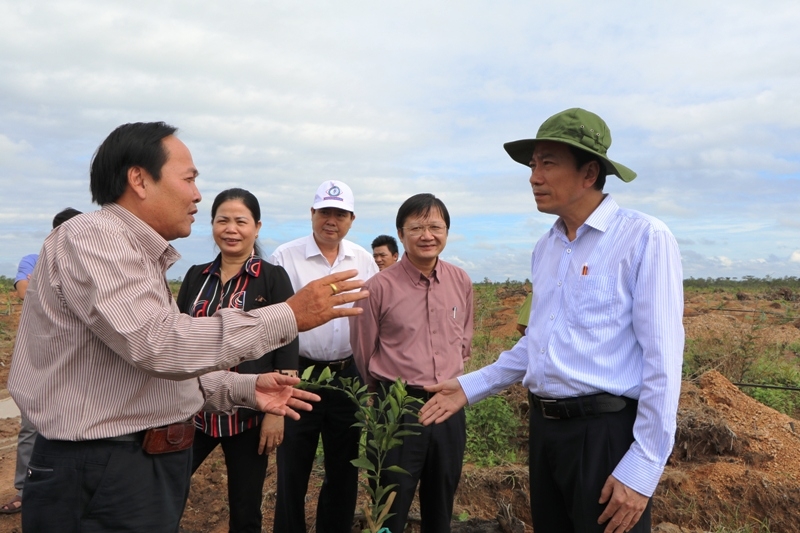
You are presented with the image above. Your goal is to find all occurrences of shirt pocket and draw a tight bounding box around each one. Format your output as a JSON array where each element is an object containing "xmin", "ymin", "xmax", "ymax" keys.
[
  {"xmin": 444, "ymin": 309, "xmax": 466, "ymax": 351},
  {"xmin": 567, "ymin": 275, "xmax": 617, "ymax": 330}
]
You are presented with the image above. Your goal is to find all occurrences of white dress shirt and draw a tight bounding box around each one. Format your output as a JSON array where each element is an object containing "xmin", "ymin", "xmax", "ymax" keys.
[
  {"xmin": 269, "ymin": 234, "xmax": 378, "ymax": 361},
  {"xmin": 459, "ymin": 195, "xmax": 684, "ymax": 497}
]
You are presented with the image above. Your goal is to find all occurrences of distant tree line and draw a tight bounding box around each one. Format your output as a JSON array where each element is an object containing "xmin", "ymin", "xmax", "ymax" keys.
[{"xmin": 3, "ymin": 274, "xmax": 800, "ymax": 295}]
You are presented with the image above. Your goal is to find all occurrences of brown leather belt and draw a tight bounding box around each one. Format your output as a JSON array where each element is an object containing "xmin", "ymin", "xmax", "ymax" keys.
[
  {"xmin": 530, "ymin": 392, "xmax": 631, "ymax": 420},
  {"xmin": 104, "ymin": 420, "xmax": 195, "ymax": 454},
  {"xmin": 299, "ymin": 355, "xmax": 353, "ymax": 372}
]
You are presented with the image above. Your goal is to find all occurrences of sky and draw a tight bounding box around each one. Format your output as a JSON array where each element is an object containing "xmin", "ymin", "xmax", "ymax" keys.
[{"xmin": 1, "ymin": 0, "xmax": 799, "ymax": 282}]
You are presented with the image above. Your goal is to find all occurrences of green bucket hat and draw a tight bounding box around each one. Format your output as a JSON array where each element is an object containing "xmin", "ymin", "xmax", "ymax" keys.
[{"xmin": 503, "ymin": 108, "xmax": 637, "ymax": 182}]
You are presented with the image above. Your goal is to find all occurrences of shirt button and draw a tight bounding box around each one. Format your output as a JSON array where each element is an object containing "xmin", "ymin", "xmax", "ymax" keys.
[
  {"xmin": 549, "ymin": 314, "xmax": 554, "ymax": 320},
  {"xmin": 557, "ymin": 281, "xmax": 562, "ymax": 287},
  {"xmin": 432, "ymin": 330, "xmax": 437, "ymax": 334},
  {"xmin": 566, "ymin": 249, "xmax": 572, "ymax": 254},
  {"xmin": 540, "ymin": 348, "xmax": 545, "ymax": 354},
  {"xmin": 435, "ymin": 351, "xmax": 439, "ymax": 355},
  {"xmin": 280, "ymin": 338, "xmax": 287, "ymax": 343}
]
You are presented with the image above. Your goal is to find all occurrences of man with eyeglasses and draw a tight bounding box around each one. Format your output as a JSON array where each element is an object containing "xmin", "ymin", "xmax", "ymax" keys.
[
  {"xmin": 351, "ymin": 193, "xmax": 474, "ymax": 533},
  {"xmin": 270, "ymin": 180, "xmax": 378, "ymax": 533}
]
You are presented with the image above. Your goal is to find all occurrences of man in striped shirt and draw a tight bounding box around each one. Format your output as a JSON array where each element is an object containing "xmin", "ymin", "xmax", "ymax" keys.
[
  {"xmin": 8, "ymin": 122, "xmax": 367, "ymax": 533},
  {"xmin": 420, "ymin": 108, "xmax": 684, "ymax": 533}
]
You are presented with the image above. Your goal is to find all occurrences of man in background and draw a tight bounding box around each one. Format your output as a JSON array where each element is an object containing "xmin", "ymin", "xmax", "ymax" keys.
[
  {"xmin": 371, "ymin": 234, "xmax": 399, "ymax": 271},
  {"xmin": 1, "ymin": 207, "xmax": 81, "ymax": 515},
  {"xmin": 420, "ymin": 108, "xmax": 684, "ymax": 533},
  {"xmin": 515, "ymin": 292, "xmax": 532, "ymax": 336},
  {"xmin": 352, "ymin": 193, "xmax": 473, "ymax": 533},
  {"xmin": 270, "ymin": 180, "xmax": 378, "ymax": 533}
]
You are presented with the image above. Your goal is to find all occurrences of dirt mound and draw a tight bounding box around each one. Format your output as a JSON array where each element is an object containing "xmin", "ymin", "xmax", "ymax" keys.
[{"xmin": 654, "ymin": 371, "xmax": 800, "ymax": 532}]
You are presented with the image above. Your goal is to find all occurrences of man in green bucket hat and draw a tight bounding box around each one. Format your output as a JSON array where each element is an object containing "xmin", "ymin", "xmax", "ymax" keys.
[{"xmin": 420, "ymin": 108, "xmax": 684, "ymax": 533}]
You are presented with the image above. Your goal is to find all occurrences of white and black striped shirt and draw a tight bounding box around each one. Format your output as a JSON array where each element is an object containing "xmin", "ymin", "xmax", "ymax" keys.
[{"xmin": 8, "ymin": 203, "xmax": 297, "ymax": 441}]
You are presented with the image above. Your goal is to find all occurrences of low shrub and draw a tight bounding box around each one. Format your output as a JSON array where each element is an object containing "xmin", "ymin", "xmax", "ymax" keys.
[{"xmin": 465, "ymin": 395, "xmax": 521, "ymax": 467}]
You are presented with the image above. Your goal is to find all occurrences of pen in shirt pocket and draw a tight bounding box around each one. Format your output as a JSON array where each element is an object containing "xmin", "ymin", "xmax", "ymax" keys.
[
  {"xmin": 452, "ymin": 306, "xmax": 457, "ymax": 318},
  {"xmin": 581, "ymin": 263, "xmax": 588, "ymax": 276}
]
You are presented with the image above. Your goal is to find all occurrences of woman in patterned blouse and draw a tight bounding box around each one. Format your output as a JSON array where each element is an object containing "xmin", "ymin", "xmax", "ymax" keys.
[{"xmin": 177, "ymin": 188, "xmax": 299, "ymax": 533}]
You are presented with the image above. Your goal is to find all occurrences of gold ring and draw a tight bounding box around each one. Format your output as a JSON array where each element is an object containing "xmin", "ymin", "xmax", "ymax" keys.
[{"xmin": 329, "ymin": 283, "xmax": 339, "ymax": 295}]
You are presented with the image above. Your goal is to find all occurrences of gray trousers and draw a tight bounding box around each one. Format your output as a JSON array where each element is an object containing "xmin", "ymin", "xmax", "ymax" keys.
[{"xmin": 15, "ymin": 413, "xmax": 37, "ymax": 496}]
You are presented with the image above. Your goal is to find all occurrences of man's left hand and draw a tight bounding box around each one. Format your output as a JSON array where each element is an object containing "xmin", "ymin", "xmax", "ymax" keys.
[
  {"xmin": 597, "ymin": 475, "xmax": 649, "ymax": 533},
  {"xmin": 258, "ymin": 413, "xmax": 284, "ymax": 455},
  {"xmin": 254, "ymin": 373, "xmax": 320, "ymax": 420}
]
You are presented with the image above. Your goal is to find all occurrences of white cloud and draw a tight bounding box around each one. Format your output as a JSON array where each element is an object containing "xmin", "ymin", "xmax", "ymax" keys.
[{"xmin": 1, "ymin": 0, "xmax": 800, "ymax": 280}]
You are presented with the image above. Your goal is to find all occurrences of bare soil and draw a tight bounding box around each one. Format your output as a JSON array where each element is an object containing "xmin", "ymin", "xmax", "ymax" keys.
[{"xmin": 1, "ymin": 288, "xmax": 799, "ymax": 533}]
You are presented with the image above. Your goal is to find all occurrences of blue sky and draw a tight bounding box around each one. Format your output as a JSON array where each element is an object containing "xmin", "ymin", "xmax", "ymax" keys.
[{"xmin": 1, "ymin": 1, "xmax": 799, "ymax": 282}]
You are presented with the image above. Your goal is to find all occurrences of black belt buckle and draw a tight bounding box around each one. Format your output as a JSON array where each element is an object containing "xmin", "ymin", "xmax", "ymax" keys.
[
  {"xmin": 538, "ymin": 398, "xmax": 562, "ymax": 420},
  {"xmin": 328, "ymin": 359, "xmax": 349, "ymax": 372}
]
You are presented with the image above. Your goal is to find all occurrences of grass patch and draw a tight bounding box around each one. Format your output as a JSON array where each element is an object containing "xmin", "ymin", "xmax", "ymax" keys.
[{"xmin": 464, "ymin": 395, "xmax": 521, "ymax": 466}]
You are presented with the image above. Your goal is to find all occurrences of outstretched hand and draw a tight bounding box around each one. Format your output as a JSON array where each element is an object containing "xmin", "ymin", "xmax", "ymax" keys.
[
  {"xmin": 597, "ymin": 475, "xmax": 649, "ymax": 533},
  {"xmin": 286, "ymin": 270, "xmax": 369, "ymax": 332},
  {"xmin": 254, "ymin": 372, "xmax": 320, "ymax": 420},
  {"xmin": 418, "ymin": 378, "xmax": 468, "ymax": 426}
]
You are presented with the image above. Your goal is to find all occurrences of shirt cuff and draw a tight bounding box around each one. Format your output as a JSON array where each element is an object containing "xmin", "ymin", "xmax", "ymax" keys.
[
  {"xmin": 611, "ymin": 447, "xmax": 666, "ymax": 497},
  {"xmin": 230, "ymin": 373, "xmax": 259, "ymax": 410},
  {"xmin": 199, "ymin": 372, "xmax": 259, "ymax": 413},
  {"xmin": 458, "ymin": 371, "xmax": 495, "ymax": 405}
]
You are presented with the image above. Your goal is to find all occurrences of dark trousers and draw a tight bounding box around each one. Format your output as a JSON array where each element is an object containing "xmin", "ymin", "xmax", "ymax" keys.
[
  {"xmin": 528, "ymin": 397, "xmax": 652, "ymax": 533},
  {"xmin": 378, "ymin": 388, "xmax": 466, "ymax": 533},
  {"xmin": 274, "ymin": 363, "xmax": 361, "ymax": 533},
  {"xmin": 191, "ymin": 425, "xmax": 269, "ymax": 533},
  {"xmin": 23, "ymin": 434, "xmax": 192, "ymax": 533}
]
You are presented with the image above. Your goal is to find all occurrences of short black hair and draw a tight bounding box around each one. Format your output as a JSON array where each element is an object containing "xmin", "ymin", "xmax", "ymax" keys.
[
  {"xmin": 395, "ymin": 193, "xmax": 450, "ymax": 232},
  {"xmin": 567, "ymin": 145, "xmax": 607, "ymax": 191},
  {"xmin": 90, "ymin": 122, "xmax": 178, "ymax": 205},
  {"xmin": 211, "ymin": 188, "xmax": 263, "ymax": 257},
  {"xmin": 52, "ymin": 207, "xmax": 82, "ymax": 229},
  {"xmin": 371, "ymin": 235, "xmax": 398, "ymax": 255}
]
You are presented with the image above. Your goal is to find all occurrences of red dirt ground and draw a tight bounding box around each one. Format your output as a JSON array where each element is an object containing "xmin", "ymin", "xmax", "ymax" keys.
[{"xmin": 1, "ymin": 288, "xmax": 799, "ymax": 532}]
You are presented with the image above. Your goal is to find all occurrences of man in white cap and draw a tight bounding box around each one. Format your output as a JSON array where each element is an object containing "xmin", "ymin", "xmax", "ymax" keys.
[{"xmin": 270, "ymin": 180, "xmax": 378, "ymax": 533}]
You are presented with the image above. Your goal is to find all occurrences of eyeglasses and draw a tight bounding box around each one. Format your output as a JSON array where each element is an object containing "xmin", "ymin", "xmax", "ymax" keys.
[{"xmin": 402, "ymin": 224, "xmax": 447, "ymax": 237}]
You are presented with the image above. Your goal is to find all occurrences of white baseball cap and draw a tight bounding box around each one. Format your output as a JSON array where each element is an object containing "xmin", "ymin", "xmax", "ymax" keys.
[{"xmin": 312, "ymin": 180, "xmax": 354, "ymax": 212}]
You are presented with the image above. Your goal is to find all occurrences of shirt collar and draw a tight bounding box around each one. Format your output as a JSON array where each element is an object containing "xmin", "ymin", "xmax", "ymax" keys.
[
  {"xmin": 398, "ymin": 253, "xmax": 440, "ymax": 286},
  {"xmin": 583, "ymin": 194, "xmax": 618, "ymax": 232},
  {"xmin": 201, "ymin": 254, "xmax": 261, "ymax": 278},
  {"xmin": 304, "ymin": 234, "xmax": 354, "ymax": 262},
  {"xmin": 104, "ymin": 203, "xmax": 180, "ymax": 268},
  {"xmin": 552, "ymin": 194, "xmax": 619, "ymax": 238}
]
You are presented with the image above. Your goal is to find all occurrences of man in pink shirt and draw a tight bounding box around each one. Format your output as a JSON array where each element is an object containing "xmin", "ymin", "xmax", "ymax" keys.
[{"xmin": 351, "ymin": 193, "xmax": 474, "ymax": 533}]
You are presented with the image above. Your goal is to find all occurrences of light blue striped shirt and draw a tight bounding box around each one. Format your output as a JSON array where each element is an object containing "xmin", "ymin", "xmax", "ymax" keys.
[{"xmin": 459, "ymin": 195, "xmax": 684, "ymax": 496}]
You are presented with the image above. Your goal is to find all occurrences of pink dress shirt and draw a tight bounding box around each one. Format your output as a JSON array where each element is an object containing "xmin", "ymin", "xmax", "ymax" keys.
[{"xmin": 350, "ymin": 255, "xmax": 473, "ymax": 392}]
